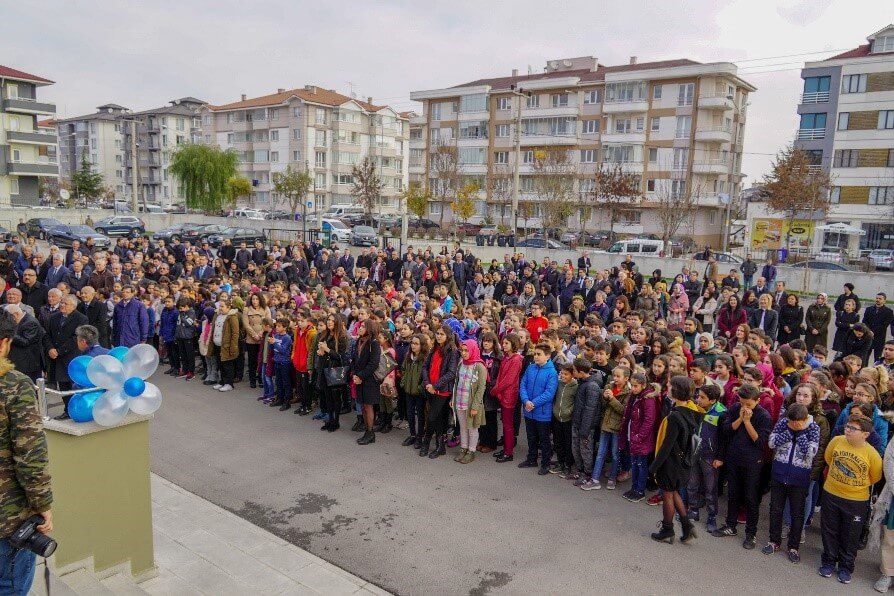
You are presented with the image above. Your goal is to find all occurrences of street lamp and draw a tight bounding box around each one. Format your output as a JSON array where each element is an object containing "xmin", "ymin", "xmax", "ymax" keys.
[{"xmin": 507, "ymin": 85, "xmax": 532, "ymax": 237}]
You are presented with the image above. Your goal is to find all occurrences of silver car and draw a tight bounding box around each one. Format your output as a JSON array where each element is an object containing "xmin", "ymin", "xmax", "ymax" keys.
[
  {"xmin": 351, "ymin": 225, "xmax": 377, "ymax": 247},
  {"xmin": 869, "ymin": 249, "xmax": 894, "ymax": 271}
]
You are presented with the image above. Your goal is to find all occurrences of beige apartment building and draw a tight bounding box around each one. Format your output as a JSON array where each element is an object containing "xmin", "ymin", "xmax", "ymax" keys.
[
  {"xmin": 57, "ymin": 103, "xmax": 128, "ymax": 198},
  {"xmin": 201, "ymin": 86, "xmax": 409, "ymax": 212},
  {"xmin": 410, "ymin": 56, "xmax": 756, "ymax": 244}
]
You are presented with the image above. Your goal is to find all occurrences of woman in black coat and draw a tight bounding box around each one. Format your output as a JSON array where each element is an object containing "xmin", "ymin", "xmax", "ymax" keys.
[
  {"xmin": 419, "ymin": 324, "xmax": 461, "ymax": 459},
  {"xmin": 318, "ymin": 313, "xmax": 349, "ymax": 432},
  {"xmin": 840, "ymin": 323, "xmax": 874, "ymax": 368},
  {"xmin": 832, "ymin": 298, "xmax": 860, "ymax": 355},
  {"xmin": 776, "ymin": 293, "xmax": 804, "ymax": 346},
  {"xmin": 351, "ymin": 319, "xmax": 382, "ymax": 445}
]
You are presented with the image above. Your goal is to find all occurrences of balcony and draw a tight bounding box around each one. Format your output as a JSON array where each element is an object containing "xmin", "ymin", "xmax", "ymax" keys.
[
  {"xmin": 6, "ymin": 130, "xmax": 57, "ymax": 146},
  {"xmin": 692, "ymin": 159, "xmax": 729, "ymax": 175},
  {"xmin": 7, "ymin": 159, "xmax": 59, "ymax": 176},
  {"xmin": 602, "ymin": 130, "xmax": 646, "ymax": 144},
  {"xmin": 796, "ymin": 128, "xmax": 825, "ymax": 140},
  {"xmin": 602, "ymin": 161, "xmax": 644, "ymax": 174},
  {"xmin": 410, "ymin": 115, "xmax": 426, "ymax": 125},
  {"xmin": 695, "ymin": 126, "xmax": 732, "ymax": 143},
  {"xmin": 800, "ymin": 91, "xmax": 830, "ymax": 104},
  {"xmin": 602, "ymin": 99, "xmax": 649, "ymax": 114},
  {"xmin": 2, "ymin": 97, "xmax": 56, "ymax": 115},
  {"xmin": 698, "ymin": 94, "xmax": 735, "ymax": 110},
  {"xmin": 519, "ymin": 134, "xmax": 578, "ymax": 146}
]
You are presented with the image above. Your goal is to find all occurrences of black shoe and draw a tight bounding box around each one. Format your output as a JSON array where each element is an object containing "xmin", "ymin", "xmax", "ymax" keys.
[
  {"xmin": 743, "ymin": 535, "xmax": 756, "ymax": 550},
  {"xmin": 401, "ymin": 436, "xmax": 417, "ymax": 447},
  {"xmin": 357, "ymin": 431, "xmax": 376, "ymax": 445},
  {"xmin": 651, "ymin": 522, "xmax": 675, "ymax": 544},
  {"xmin": 496, "ymin": 437, "xmax": 505, "ymax": 446},
  {"xmin": 298, "ymin": 408, "xmax": 311, "ymax": 416},
  {"xmin": 54, "ymin": 412, "xmax": 71, "ymax": 421},
  {"xmin": 351, "ymin": 417, "xmax": 364, "ymax": 432},
  {"xmin": 269, "ymin": 400, "xmax": 282, "ymax": 407},
  {"xmin": 681, "ymin": 520, "xmax": 698, "ymax": 544},
  {"xmin": 413, "ymin": 437, "xmax": 423, "ymax": 449},
  {"xmin": 517, "ymin": 460, "xmax": 538, "ymax": 469},
  {"xmin": 537, "ymin": 467, "xmax": 550, "ymax": 476},
  {"xmin": 495, "ymin": 454, "xmax": 514, "ymax": 463},
  {"xmin": 419, "ymin": 435, "xmax": 432, "ymax": 457},
  {"xmin": 203, "ymin": 380, "xmax": 216, "ymax": 386},
  {"xmin": 327, "ymin": 424, "xmax": 339, "ymax": 432},
  {"xmin": 279, "ymin": 404, "xmax": 291, "ymax": 412},
  {"xmin": 250, "ymin": 382, "xmax": 257, "ymax": 389},
  {"xmin": 339, "ymin": 406, "xmax": 352, "ymax": 415},
  {"xmin": 428, "ymin": 436, "xmax": 445, "ymax": 459},
  {"xmin": 164, "ymin": 367, "xmax": 176, "ymax": 375},
  {"xmin": 321, "ymin": 423, "xmax": 332, "ymax": 431}
]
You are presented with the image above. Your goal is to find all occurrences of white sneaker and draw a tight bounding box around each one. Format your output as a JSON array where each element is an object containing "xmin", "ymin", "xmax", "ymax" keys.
[
  {"xmin": 875, "ymin": 575, "xmax": 892, "ymax": 593},
  {"xmin": 218, "ymin": 384, "xmax": 234, "ymax": 392},
  {"xmin": 212, "ymin": 384, "xmax": 223, "ymax": 390}
]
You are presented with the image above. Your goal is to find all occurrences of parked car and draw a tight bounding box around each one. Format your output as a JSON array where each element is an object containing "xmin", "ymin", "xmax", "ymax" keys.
[
  {"xmin": 693, "ymin": 251, "xmax": 744, "ymax": 264},
  {"xmin": 374, "ymin": 215, "xmax": 402, "ymax": 229},
  {"xmin": 408, "ymin": 217, "xmax": 440, "ymax": 230},
  {"xmin": 180, "ymin": 224, "xmax": 230, "ymax": 245},
  {"xmin": 815, "ymin": 246, "xmax": 847, "ymax": 264},
  {"xmin": 515, "ymin": 237, "xmax": 570, "ymax": 249},
  {"xmin": 322, "ymin": 219, "xmax": 352, "ymax": 243},
  {"xmin": 342, "ymin": 213, "xmax": 374, "ymax": 227},
  {"xmin": 206, "ymin": 227, "xmax": 267, "ymax": 248},
  {"xmin": 93, "ymin": 216, "xmax": 145, "ymax": 238},
  {"xmin": 164, "ymin": 203, "xmax": 187, "ymax": 214},
  {"xmin": 787, "ymin": 260, "xmax": 853, "ymax": 271},
  {"xmin": 138, "ymin": 203, "xmax": 165, "ymax": 214},
  {"xmin": 351, "ymin": 225, "xmax": 378, "ymax": 247},
  {"xmin": 268, "ymin": 210, "xmax": 296, "ymax": 221},
  {"xmin": 0, "ymin": 226, "xmax": 10, "ymax": 242},
  {"xmin": 455, "ymin": 222, "xmax": 483, "ymax": 237},
  {"xmin": 868, "ymin": 249, "xmax": 894, "ymax": 271},
  {"xmin": 24, "ymin": 217, "xmax": 64, "ymax": 240},
  {"xmin": 152, "ymin": 223, "xmax": 203, "ymax": 243},
  {"xmin": 607, "ymin": 239, "xmax": 666, "ymax": 255},
  {"xmin": 560, "ymin": 230, "xmax": 612, "ymax": 247},
  {"xmin": 47, "ymin": 225, "xmax": 111, "ymax": 250}
]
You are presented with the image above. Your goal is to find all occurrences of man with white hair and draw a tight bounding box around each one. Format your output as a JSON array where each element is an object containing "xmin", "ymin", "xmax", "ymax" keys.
[
  {"xmin": 46, "ymin": 294, "xmax": 87, "ymax": 418},
  {"xmin": 38, "ymin": 288, "xmax": 63, "ymax": 330},
  {"xmin": 44, "ymin": 252, "xmax": 69, "ymax": 288},
  {"xmin": 5, "ymin": 303, "xmax": 46, "ymax": 382},
  {"xmin": 4, "ymin": 288, "xmax": 34, "ymax": 318}
]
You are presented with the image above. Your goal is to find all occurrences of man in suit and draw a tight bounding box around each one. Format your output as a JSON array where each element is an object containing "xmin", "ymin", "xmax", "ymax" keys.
[
  {"xmin": 88, "ymin": 258, "xmax": 115, "ymax": 293},
  {"xmin": 18, "ymin": 269, "xmax": 48, "ymax": 312},
  {"xmin": 862, "ymin": 292, "xmax": 894, "ymax": 361},
  {"xmin": 44, "ymin": 253, "xmax": 69, "ymax": 289},
  {"xmin": 64, "ymin": 240, "xmax": 82, "ymax": 267},
  {"xmin": 38, "ymin": 289, "xmax": 62, "ymax": 331},
  {"xmin": 4, "ymin": 303, "xmax": 46, "ymax": 382},
  {"xmin": 751, "ymin": 276, "xmax": 770, "ymax": 298},
  {"xmin": 112, "ymin": 285, "xmax": 149, "ymax": 348},
  {"xmin": 194, "ymin": 256, "xmax": 213, "ymax": 281},
  {"xmin": 77, "ymin": 285, "xmax": 110, "ymax": 348},
  {"xmin": 4, "ymin": 288, "xmax": 34, "ymax": 318},
  {"xmin": 251, "ymin": 240, "xmax": 268, "ymax": 267},
  {"xmin": 64, "ymin": 260, "xmax": 89, "ymax": 294},
  {"xmin": 109, "ymin": 262, "xmax": 131, "ymax": 286},
  {"xmin": 749, "ymin": 293, "xmax": 779, "ymax": 344},
  {"xmin": 338, "ymin": 249, "xmax": 355, "ymax": 279},
  {"xmin": 47, "ymin": 294, "xmax": 88, "ymax": 418},
  {"xmin": 218, "ymin": 238, "xmax": 236, "ymax": 270},
  {"xmin": 772, "ymin": 281, "xmax": 789, "ymax": 313}
]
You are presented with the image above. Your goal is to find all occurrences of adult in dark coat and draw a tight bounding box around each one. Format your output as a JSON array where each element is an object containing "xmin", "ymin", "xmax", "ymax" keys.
[
  {"xmin": 804, "ymin": 293, "xmax": 833, "ymax": 351},
  {"xmin": 832, "ymin": 300, "xmax": 860, "ymax": 354},
  {"xmin": 43, "ymin": 253, "xmax": 69, "ymax": 289},
  {"xmin": 351, "ymin": 319, "xmax": 382, "ymax": 445},
  {"xmin": 862, "ymin": 293, "xmax": 894, "ymax": 361},
  {"xmin": 776, "ymin": 294, "xmax": 804, "ymax": 346},
  {"xmin": 839, "ymin": 324, "xmax": 874, "ymax": 368},
  {"xmin": 6, "ymin": 304, "xmax": 45, "ymax": 382},
  {"xmin": 251, "ymin": 241, "xmax": 268, "ymax": 267},
  {"xmin": 46, "ymin": 295, "xmax": 88, "ymax": 418},
  {"xmin": 18, "ymin": 270, "xmax": 48, "ymax": 312},
  {"xmin": 78, "ymin": 286, "xmax": 111, "ymax": 348},
  {"xmin": 420, "ymin": 325, "xmax": 461, "ymax": 458},
  {"xmin": 834, "ymin": 283, "xmax": 861, "ymax": 314},
  {"xmin": 63, "ymin": 261, "xmax": 89, "ymax": 294},
  {"xmin": 218, "ymin": 239, "xmax": 236, "ymax": 269},
  {"xmin": 748, "ymin": 294, "xmax": 779, "ymax": 344}
]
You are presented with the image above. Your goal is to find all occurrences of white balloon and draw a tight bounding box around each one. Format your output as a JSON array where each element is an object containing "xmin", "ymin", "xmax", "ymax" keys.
[
  {"xmin": 92, "ymin": 391, "xmax": 130, "ymax": 426},
  {"xmin": 128, "ymin": 382, "xmax": 162, "ymax": 415},
  {"xmin": 122, "ymin": 344, "xmax": 160, "ymax": 380},
  {"xmin": 86, "ymin": 356, "xmax": 126, "ymax": 391}
]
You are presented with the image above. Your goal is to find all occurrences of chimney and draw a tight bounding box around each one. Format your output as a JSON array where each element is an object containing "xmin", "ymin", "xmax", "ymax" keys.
[
  {"xmin": 241, "ymin": 94, "xmax": 247, "ymax": 101},
  {"xmin": 367, "ymin": 96, "xmax": 373, "ymax": 105},
  {"xmin": 591, "ymin": 57, "xmax": 599, "ymax": 72},
  {"xmin": 629, "ymin": 56, "xmax": 638, "ymax": 65},
  {"xmin": 277, "ymin": 88, "xmax": 285, "ymax": 93},
  {"xmin": 512, "ymin": 68, "xmax": 518, "ymax": 77},
  {"xmin": 304, "ymin": 85, "xmax": 317, "ymax": 94}
]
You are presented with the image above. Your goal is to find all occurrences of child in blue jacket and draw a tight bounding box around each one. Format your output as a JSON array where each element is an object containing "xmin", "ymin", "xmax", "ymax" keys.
[
  {"xmin": 518, "ymin": 343, "xmax": 558, "ymax": 475},
  {"xmin": 159, "ymin": 296, "xmax": 179, "ymax": 374},
  {"xmin": 270, "ymin": 318, "xmax": 294, "ymax": 407}
]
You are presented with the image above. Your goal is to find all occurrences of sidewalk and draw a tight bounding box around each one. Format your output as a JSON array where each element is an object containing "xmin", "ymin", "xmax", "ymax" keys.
[{"xmin": 143, "ymin": 474, "xmax": 390, "ymax": 595}]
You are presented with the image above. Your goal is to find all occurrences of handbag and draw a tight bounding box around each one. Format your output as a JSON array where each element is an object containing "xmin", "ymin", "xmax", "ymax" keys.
[{"xmin": 324, "ymin": 365, "xmax": 349, "ymax": 387}]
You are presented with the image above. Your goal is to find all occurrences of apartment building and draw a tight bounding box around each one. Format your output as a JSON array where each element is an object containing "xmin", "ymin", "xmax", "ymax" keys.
[
  {"xmin": 409, "ymin": 56, "xmax": 755, "ymax": 244},
  {"xmin": 200, "ymin": 86, "xmax": 409, "ymax": 211},
  {"xmin": 57, "ymin": 103, "xmax": 128, "ymax": 197},
  {"xmin": 123, "ymin": 97, "xmax": 206, "ymax": 206},
  {"xmin": 0, "ymin": 65, "xmax": 57, "ymax": 206},
  {"xmin": 789, "ymin": 24, "xmax": 894, "ymax": 252}
]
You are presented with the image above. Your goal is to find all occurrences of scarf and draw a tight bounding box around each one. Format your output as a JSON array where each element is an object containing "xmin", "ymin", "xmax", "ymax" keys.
[{"xmin": 462, "ymin": 339, "xmax": 483, "ymax": 366}]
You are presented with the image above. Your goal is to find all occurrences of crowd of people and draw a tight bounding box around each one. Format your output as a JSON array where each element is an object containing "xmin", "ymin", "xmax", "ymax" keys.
[{"xmin": 5, "ymin": 230, "xmax": 894, "ymax": 589}]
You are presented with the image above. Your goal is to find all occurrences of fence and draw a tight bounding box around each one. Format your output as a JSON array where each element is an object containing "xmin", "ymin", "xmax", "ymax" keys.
[{"xmin": 33, "ymin": 378, "xmax": 95, "ymax": 422}]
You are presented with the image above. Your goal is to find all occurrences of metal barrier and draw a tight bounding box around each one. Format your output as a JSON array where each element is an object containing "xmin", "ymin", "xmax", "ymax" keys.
[{"xmin": 33, "ymin": 378, "xmax": 97, "ymax": 422}]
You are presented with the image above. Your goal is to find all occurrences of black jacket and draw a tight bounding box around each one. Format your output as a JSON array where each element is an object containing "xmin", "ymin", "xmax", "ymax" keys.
[
  {"xmin": 79, "ymin": 298, "xmax": 111, "ymax": 348},
  {"xmin": 421, "ymin": 346, "xmax": 461, "ymax": 396},
  {"xmin": 841, "ymin": 329, "xmax": 874, "ymax": 367},
  {"xmin": 350, "ymin": 338, "xmax": 381, "ymax": 403},
  {"xmin": 63, "ymin": 270, "xmax": 89, "ymax": 293},
  {"xmin": 10, "ymin": 314, "xmax": 45, "ymax": 375},
  {"xmin": 19, "ymin": 282, "xmax": 48, "ymax": 311},
  {"xmin": 46, "ymin": 309, "xmax": 88, "ymax": 384},
  {"xmin": 863, "ymin": 305, "xmax": 894, "ymax": 344},
  {"xmin": 572, "ymin": 371, "xmax": 606, "ymax": 436},
  {"xmin": 649, "ymin": 404, "xmax": 703, "ymax": 489},
  {"xmin": 748, "ymin": 308, "xmax": 779, "ymax": 342}
]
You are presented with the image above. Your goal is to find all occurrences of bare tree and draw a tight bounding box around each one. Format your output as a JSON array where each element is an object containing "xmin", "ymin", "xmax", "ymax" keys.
[
  {"xmin": 652, "ymin": 170, "xmax": 700, "ymax": 249},
  {"xmin": 586, "ymin": 162, "xmax": 642, "ymax": 236},
  {"xmin": 762, "ymin": 145, "xmax": 832, "ymax": 249},
  {"xmin": 350, "ymin": 156, "xmax": 385, "ymax": 221},
  {"xmin": 486, "ymin": 163, "xmax": 512, "ymax": 228},
  {"xmin": 429, "ymin": 141, "xmax": 462, "ymax": 231},
  {"xmin": 531, "ymin": 147, "xmax": 577, "ymax": 230}
]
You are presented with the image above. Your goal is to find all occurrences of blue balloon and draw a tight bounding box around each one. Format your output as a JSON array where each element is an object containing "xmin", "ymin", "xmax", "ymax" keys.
[
  {"xmin": 123, "ymin": 377, "xmax": 146, "ymax": 397},
  {"xmin": 68, "ymin": 389, "xmax": 104, "ymax": 423},
  {"xmin": 108, "ymin": 346, "xmax": 129, "ymax": 362},
  {"xmin": 68, "ymin": 356, "xmax": 94, "ymax": 388}
]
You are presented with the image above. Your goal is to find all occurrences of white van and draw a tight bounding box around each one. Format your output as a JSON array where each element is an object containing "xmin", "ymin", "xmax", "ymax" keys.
[
  {"xmin": 234, "ymin": 208, "xmax": 268, "ymax": 220},
  {"xmin": 607, "ymin": 238, "xmax": 666, "ymax": 255},
  {"xmin": 324, "ymin": 205, "xmax": 365, "ymax": 218}
]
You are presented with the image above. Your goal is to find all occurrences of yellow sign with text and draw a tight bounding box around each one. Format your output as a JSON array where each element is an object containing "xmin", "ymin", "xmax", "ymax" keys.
[{"xmin": 750, "ymin": 219, "xmax": 814, "ymax": 251}]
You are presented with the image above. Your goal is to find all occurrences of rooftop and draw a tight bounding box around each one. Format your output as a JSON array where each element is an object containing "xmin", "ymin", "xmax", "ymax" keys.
[
  {"xmin": 207, "ymin": 86, "xmax": 396, "ymax": 115},
  {"xmin": 0, "ymin": 64, "xmax": 53, "ymax": 85}
]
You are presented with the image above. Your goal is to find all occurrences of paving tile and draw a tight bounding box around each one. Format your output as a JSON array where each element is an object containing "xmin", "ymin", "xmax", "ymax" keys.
[
  {"xmin": 357, "ymin": 583, "xmax": 392, "ymax": 596},
  {"xmin": 201, "ymin": 511, "xmax": 283, "ymax": 553},
  {"xmin": 168, "ymin": 559, "xmax": 237, "ymax": 595},
  {"xmin": 274, "ymin": 584, "xmax": 320, "ymax": 596},
  {"xmin": 152, "ymin": 532, "xmax": 203, "ymax": 570},
  {"xmin": 244, "ymin": 543, "xmax": 315, "ymax": 580},
  {"xmin": 175, "ymin": 529, "xmax": 249, "ymax": 573},
  {"xmin": 293, "ymin": 563, "xmax": 363, "ymax": 596}
]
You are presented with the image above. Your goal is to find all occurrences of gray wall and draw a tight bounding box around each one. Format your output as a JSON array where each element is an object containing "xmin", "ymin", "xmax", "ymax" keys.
[{"xmin": 794, "ymin": 65, "xmax": 841, "ymax": 173}]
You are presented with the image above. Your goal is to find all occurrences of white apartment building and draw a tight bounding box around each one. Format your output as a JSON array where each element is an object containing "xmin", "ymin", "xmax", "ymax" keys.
[
  {"xmin": 201, "ymin": 86, "xmax": 409, "ymax": 212},
  {"xmin": 57, "ymin": 103, "xmax": 128, "ymax": 198},
  {"xmin": 410, "ymin": 56, "xmax": 756, "ymax": 244}
]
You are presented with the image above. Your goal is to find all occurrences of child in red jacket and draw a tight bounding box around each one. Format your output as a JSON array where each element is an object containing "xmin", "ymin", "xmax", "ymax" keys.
[{"xmin": 492, "ymin": 333, "xmax": 523, "ymax": 462}]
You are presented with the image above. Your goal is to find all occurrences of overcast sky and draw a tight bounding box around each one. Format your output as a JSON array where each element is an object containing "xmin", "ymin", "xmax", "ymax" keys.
[{"xmin": 3, "ymin": 1, "xmax": 891, "ymax": 184}]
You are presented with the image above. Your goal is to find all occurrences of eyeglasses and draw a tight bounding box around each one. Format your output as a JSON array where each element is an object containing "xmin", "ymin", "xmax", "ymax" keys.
[
  {"xmin": 853, "ymin": 391, "xmax": 872, "ymax": 399},
  {"xmin": 844, "ymin": 424, "xmax": 863, "ymax": 433}
]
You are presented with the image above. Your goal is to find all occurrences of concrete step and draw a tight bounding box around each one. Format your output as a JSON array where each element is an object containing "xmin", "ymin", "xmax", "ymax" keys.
[
  {"xmin": 27, "ymin": 563, "xmax": 78, "ymax": 596},
  {"xmin": 100, "ymin": 573, "xmax": 151, "ymax": 595},
  {"xmin": 54, "ymin": 569, "xmax": 116, "ymax": 595}
]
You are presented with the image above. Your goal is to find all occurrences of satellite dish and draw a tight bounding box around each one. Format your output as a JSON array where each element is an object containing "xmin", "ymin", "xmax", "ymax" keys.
[
  {"xmin": 59, "ymin": 189, "xmax": 70, "ymax": 200},
  {"xmin": 563, "ymin": 59, "xmax": 572, "ymax": 67}
]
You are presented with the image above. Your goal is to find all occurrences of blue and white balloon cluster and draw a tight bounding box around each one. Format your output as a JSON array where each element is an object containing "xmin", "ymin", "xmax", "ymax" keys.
[{"xmin": 66, "ymin": 344, "xmax": 163, "ymax": 425}]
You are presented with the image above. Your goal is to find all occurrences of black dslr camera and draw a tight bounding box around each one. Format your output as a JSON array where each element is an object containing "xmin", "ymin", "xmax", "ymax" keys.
[{"xmin": 9, "ymin": 515, "xmax": 57, "ymax": 557}]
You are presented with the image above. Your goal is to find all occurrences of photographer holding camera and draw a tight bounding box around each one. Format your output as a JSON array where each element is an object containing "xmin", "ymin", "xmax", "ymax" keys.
[{"xmin": 0, "ymin": 308, "xmax": 54, "ymax": 594}]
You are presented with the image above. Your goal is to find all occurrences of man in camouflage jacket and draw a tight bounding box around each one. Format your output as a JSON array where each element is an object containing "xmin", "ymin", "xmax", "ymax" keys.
[{"xmin": 0, "ymin": 308, "xmax": 53, "ymax": 593}]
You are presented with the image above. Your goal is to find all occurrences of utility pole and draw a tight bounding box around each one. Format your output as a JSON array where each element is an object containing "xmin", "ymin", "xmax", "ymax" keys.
[
  {"xmin": 130, "ymin": 119, "xmax": 139, "ymax": 213},
  {"xmin": 511, "ymin": 91, "xmax": 522, "ymax": 236},
  {"xmin": 721, "ymin": 192, "xmax": 733, "ymax": 253}
]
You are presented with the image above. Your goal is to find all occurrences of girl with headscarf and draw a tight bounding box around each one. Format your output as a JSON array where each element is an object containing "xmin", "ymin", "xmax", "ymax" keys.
[
  {"xmin": 452, "ymin": 339, "xmax": 488, "ymax": 464},
  {"xmin": 667, "ymin": 283, "xmax": 689, "ymax": 331}
]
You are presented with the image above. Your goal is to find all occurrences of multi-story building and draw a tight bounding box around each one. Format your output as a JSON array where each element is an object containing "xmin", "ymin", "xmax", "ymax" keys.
[
  {"xmin": 57, "ymin": 104, "xmax": 128, "ymax": 198},
  {"xmin": 201, "ymin": 86, "xmax": 409, "ymax": 212},
  {"xmin": 0, "ymin": 65, "xmax": 57, "ymax": 206},
  {"xmin": 123, "ymin": 97, "xmax": 206, "ymax": 206},
  {"xmin": 790, "ymin": 24, "xmax": 894, "ymax": 252},
  {"xmin": 410, "ymin": 56, "xmax": 755, "ymax": 244}
]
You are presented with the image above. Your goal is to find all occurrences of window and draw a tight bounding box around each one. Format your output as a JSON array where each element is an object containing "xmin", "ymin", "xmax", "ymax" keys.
[
  {"xmin": 497, "ymin": 97, "xmax": 511, "ymax": 110},
  {"xmin": 551, "ymin": 93, "xmax": 569, "ymax": 108},
  {"xmin": 495, "ymin": 124, "xmax": 510, "ymax": 138},
  {"xmin": 605, "ymin": 81, "xmax": 647, "ymax": 102},
  {"xmin": 650, "ymin": 117, "xmax": 660, "ymax": 132},
  {"xmin": 292, "ymin": 128, "xmax": 301, "ymax": 140},
  {"xmin": 315, "ymin": 108, "xmax": 327, "ymax": 125},
  {"xmin": 293, "ymin": 150, "xmax": 301, "ymax": 161},
  {"xmin": 615, "ymin": 118, "xmax": 631, "ymax": 133},
  {"xmin": 635, "ymin": 117, "xmax": 645, "ymax": 132},
  {"xmin": 176, "ymin": 118, "xmax": 185, "ymax": 131},
  {"xmin": 653, "ymin": 85, "xmax": 662, "ymax": 99},
  {"xmin": 431, "ymin": 103, "xmax": 441, "ymax": 120},
  {"xmin": 6, "ymin": 84, "xmax": 18, "ymax": 99},
  {"xmin": 292, "ymin": 107, "xmax": 301, "ymax": 117},
  {"xmin": 583, "ymin": 120, "xmax": 599, "ymax": 134},
  {"xmin": 202, "ymin": 115, "xmax": 212, "ymax": 125},
  {"xmin": 675, "ymin": 116, "xmax": 691, "ymax": 138},
  {"xmin": 648, "ymin": 148, "xmax": 658, "ymax": 163},
  {"xmin": 526, "ymin": 95, "xmax": 540, "ymax": 108},
  {"xmin": 315, "ymin": 173, "xmax": 326, "ymax": 188},
  {"xmin": 270, "ymin": 151, "xmax": 279, "ymax": 163},
  {"xmin": 889, "ymin": 149, "xmax": 894, "ymax": 168},
  {"xmin": 677, "ymin": 83, "xmax": 694, "ymax": 106},
  {"xmin": 708, "ymin": 210, "xmax": 717, "ymax": 225},
  {"xmin": 523, "ymin": 150, "xmax": 534, "ymax": 164},
  {"xmin": 802, "ymin": 76, "xmax": 831, "ymax": 97},
  {"xmin": 799, "ymin": 113, "xmax": 827, "ymax": 129},
  {"xmin": 458, "ymin": 147, "xmax": 486, "ymax": 165},
  {"xmin": 315, "ymin": 151, "xmax": 326, "ymax": 167},
  {"xmin": 830, "ymin": 187, "xmax": 840, "ymax": 203},
  {"xmin": 494, "ymin": 151, "xmax": 509, "ymax": 164},
  {"xmin": 673, "ymin": 148, "xmax": 689, "ymax": 170},
  {"xmin": 270, "ymin": 130, "xmax": 279, "ymax": 141},
  {"xmin": 336, "ymin": 174, "xmax": 354, "ymax": 185},
  {"xmin": 9, "ymin": 178, "xmax": 18, "ymax": 195},
  {"xmin": 671, "ymin": 180, "xmax": 687, "ymax": 198},
  {"xmin": 834, "ymin": 150, "xmax": 858, "ymax": 168},
  {"xmin": 428, "ymin": 202, "xmax": 442, "ymax": 216},
  {"xmin": 116, "ymin": 155, "xmax": 122, "ymax": 164},
  {"xmin": 872, "ymin": 35, "xmax": 894, "ymax": 53},
  {"xmin": 842, "ymin": 74, "xmax": 867, "ymax": 94},
  {"xmin": 583, "ymin": 90, "xmax": 600, "ymax": 104},
  {"xmin": 838, "ymin": 113, "xmax": 850, "ymax": 130},
  {"xmin": 520, "ymin": 177, "xmax": 535, "ymax": 192},
  {"xmin": 618, "ymin": 210, "xmax": 641, "ymax": 224},
  {"xmin": 459, "ymin": 94, "xmax": 488, "ymax": 113},
  {"xmin": 646, "ymin": 179, "xmax": 656, "ymax": 192},
  {"xmin": 315, "ymin": 130, "xmax": 327, "ymax": 146},
  {"xmin": 459, "ymin": 121, "xmax": 488, "ymax": 139},
  {"xmin": 869, "ymin": 187, "xmax": 894, "ymax": 205},
  {"xmin": 580, "ymin": 149, "xmax": 597, "ymax": 163},
  {"xmin": 430, "ymin": 128, "xmax": 440, "ymax": 142},
  {"xmin": 879, "ymin": 111, "xmax": 894, "ymax": 130}
]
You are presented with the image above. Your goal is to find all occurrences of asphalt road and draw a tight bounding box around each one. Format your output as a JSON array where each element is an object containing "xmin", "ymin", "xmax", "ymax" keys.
[{"xmin": 147, "ymin": 372, "xmax": 877, "ymax": 595}]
